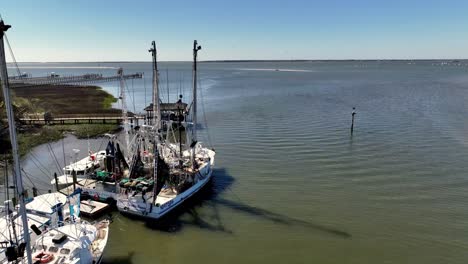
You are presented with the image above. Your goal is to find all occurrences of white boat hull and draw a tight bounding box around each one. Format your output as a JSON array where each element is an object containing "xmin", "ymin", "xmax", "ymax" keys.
[{"xmin": 117, "ymin": 149, "xmax": 215, "ymax": 220}]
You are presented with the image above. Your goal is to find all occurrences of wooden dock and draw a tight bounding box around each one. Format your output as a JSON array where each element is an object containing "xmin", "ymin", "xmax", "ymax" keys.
[
  {"xmin": 60, "ymin": 179, "xmax": 119, "ymax": 203},
  {"xmin": 80, "ymin": 199, "xmax": 110, "ymax": 218},
  {"xmin": 9, "ymin": 72, "xmax": 143, "ymax": 88},
  {"xmin": 20, "ymin": 114, "xmax": 145, "ymax": 125}
]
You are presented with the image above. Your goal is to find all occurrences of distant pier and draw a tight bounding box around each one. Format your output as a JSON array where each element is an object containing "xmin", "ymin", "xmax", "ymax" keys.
[{"xmin": 20, "ymin": 114, "xmax": 145, "ymax": 125}]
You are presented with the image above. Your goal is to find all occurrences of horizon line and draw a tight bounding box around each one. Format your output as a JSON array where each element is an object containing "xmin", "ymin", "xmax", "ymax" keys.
[{"xmin": 6, "ymin": 59, "xmax": 468, "ymax": 63}]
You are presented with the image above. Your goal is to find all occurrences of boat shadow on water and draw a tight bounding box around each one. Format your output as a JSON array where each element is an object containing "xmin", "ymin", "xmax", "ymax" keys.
[
  {"xmin": 141, "ymin": 168, "xmax": 351, "ymax": 239},
  {"xmin": 102, "ymin": 252, "xmax": 135, "ymax": 264}
]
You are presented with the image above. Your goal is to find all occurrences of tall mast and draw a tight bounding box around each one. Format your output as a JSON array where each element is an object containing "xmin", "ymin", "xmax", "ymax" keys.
[
  {"xmin": 0, "ymin": 20, "xmax": 33, "ymax": 264},
  {"xmin": 149, "ymin": 41, "xmax": 160, "ymax": 211},
  {"xmin": 166, "ymin": 68, "xmax": 169, "ymax": 104},
  {"xmin": 149, "ymin": 41, "xmax": 160, "ymax": 131},
  {"xmin": 192, "ymin": 40, "xmax": 201, "ymax": 169},
  {"xmin": 119, "ymin": 68, "xmax": 130, "ymax": 152}
]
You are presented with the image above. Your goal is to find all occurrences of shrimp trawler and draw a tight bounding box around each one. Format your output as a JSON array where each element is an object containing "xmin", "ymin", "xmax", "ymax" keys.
[{"xmin": 116, "ymin": 40, "xmax": 216, "ymax": 220}]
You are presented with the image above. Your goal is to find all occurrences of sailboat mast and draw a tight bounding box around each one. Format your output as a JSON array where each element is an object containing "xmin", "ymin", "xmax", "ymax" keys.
[
  {"xmin": 149, "ymin": 41, "xmax": 160, "ymax": 211},
  {"xmin": 166, "ymin": 69, "xmax": 169, "ymax": 104},
  {"xmin": 149, "ymin": 41, "xmax": 160, "ymax": 131},
  {"xmin": 0, "ymin": 20, "xmax": 33, "ymax": 264},
  {"xmin": 192, "ymin": 40, "xmax": 201, "ymax": 169},
  {"xmin": 119, "ymin": 68, "xmax": 130, "ymax": 152}
]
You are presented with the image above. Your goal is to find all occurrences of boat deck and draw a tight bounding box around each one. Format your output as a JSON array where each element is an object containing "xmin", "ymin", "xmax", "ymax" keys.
[
  {"xmin": 155, "ymin": 188, "xmax": 177, "ymax": 205},
  {"xmin": 117, "ymin": 188, "xmax": 177, "ymax": 214},
  {"xmin": 60, "ymin": 179, "xmax": 118, "ymax": 201}
]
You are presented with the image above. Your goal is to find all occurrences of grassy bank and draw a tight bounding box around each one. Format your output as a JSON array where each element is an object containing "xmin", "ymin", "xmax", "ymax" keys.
[
  {"xmin": 17, "ymin": 126, "xmax": 63, "ymax": 156},
  {"xmin": 1, "ymin": 84, "xmax": 122, "ymax": 157},
  {"xmin": 12, "ymin": 84, "xmax": 120, "ymax": 115},
  {"xmin": 17, "ymin": 124, "xmax": 120, "ymax": 156}
]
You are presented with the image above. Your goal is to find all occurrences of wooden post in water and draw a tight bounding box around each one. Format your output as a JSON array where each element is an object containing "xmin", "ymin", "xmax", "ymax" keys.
[
  {"xmin": 72, "ymin": 170, "xmax": 77, "ymax": 191},
  {"xmin": 351, "ymin": 107, "xmax": 356, "ymax": 134},
  {"xmin": 54, "ymin": 172, "xmax": 59, "ymax": 191}
]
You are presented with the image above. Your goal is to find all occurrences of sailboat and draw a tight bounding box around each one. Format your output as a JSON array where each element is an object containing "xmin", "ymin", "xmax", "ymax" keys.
[
  {"xmin": 116, "ymin": 40, "xmax": 216, "ymax": 220},
  {"xmin": 0, "ymin": 20, "xmax": 109, "ymax": 264},
  {"xmin": 28, "ymin": 190, "xmax": 110, "ymax": 264}
]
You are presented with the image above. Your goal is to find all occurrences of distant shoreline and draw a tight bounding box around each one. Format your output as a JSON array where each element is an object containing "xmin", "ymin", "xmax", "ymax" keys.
[{"xmin": 7, "ymin": 59, "xmax": 468, "ymax": 64}]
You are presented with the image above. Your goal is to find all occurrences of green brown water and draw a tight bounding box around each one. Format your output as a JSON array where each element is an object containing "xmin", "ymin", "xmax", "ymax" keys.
[{"xmin": 10, "ymin": 61, "xmax": 468, "ymax": 263}]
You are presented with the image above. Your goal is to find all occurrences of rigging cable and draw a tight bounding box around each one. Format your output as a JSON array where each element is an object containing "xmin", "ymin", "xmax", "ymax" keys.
[
  {"xmin": 124, "ymin": 79, "xmax": 136, "ymax": 114},
  {"xmin": 21, "ymin": 168, "xmax": 52, "ymax": 188},
  {"xmin": 132, "ymin": 79, "xmax": 136, "ymax": 113},
  {"xmin": 4, "ymin": 156, "xmax": 9, "ymax": 202},
  {"xmin": 28, "ymin": 152, "xmax": 53, "ymax": 179},
  {"xmin": 4, "ymin": 33, "xmax": 21, "ymax": 77},
  {"xmin": 143, "ymin": 72, "xmax": 147, "ymax": 110},
  {"xmin": 166, "ymin": 68, "xmax": 170, "ymax": 103},
  {"xmin": 198, "ymin": 77, "xmax": 213, "ymax": 149},
  {"xmin": 21, "ymin": 170, "xmax": 64, "ymax": 217},
  {"xmin": 29, "ymin": 151, "xmax": 52, "ymax": 176},
  {"xmin": 47, "ymin": 143, "xmax": 63, "ymax": 174},
  {"xmin": 4, "ymin": 161, "xmax": 18, "ymax": 245}
]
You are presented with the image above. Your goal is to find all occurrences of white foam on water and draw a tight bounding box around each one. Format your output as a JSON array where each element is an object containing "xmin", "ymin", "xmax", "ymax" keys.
[
  {"xmin": 200, "ymin": 78, "xmax": 218, "ymax": 90},
  {"xmin": 6, "ymin": 66, "xmax": 118, "ymax": 69},
  {"xmin": 236, "ymin": 68, "xmax": 316, "ymax": 72}
]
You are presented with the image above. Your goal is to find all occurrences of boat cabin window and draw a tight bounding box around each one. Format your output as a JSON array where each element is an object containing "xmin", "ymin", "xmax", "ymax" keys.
[
  {"xmin": 70, "ymin": 248, "xmax": 80, "ymax": 258},
  {"xmin": 77, "ymin": 170, "xmax": 85, "ymax": 175},
  {"xmin": 35, "ymin": 245, "xmax": 47, "ymax": 251},
  {"xmin": 48, "ymin": 246, "xmax": 59, "ymax": 253},
  {"xmin": 60, "ymin": 248, "xmax": 71, "ymax": 255}
]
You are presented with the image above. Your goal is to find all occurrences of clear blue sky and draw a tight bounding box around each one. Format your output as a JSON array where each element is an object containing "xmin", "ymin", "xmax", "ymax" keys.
[{"xmin": 2, "ymin": 0, "xmax": 468, "ymax": 61}]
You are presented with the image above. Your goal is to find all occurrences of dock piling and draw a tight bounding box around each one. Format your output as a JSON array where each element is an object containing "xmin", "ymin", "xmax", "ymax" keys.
[
  {"xmin": 54, "ymin": 173, "xmax": 59, "ymax": 191},
  {"xmin": 72, "ymin": 170, "xmax": 77, "ymax": 191},
  {"xmin": 351, "ymin": 107, "xmax": 356, "ymax": 134}
]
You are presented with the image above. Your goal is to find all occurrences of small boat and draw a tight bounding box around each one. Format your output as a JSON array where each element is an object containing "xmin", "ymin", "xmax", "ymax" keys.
[{"xmin": 51, "ymin": 150, "xmax": 106, "ymax": 189}]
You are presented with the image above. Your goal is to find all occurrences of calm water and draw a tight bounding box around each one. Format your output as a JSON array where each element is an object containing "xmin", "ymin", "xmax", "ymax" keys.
[{"xmin": 6, "ymin": 61, "xmax": 468, "ymax": 263}]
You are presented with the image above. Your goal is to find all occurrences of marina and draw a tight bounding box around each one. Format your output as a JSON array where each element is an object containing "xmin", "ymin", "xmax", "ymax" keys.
[
  {"xmin": 2, "ymin": 1, "xmax": 468, "ymax": 263},
  {"xmin": 0, "ymin": 17, "xmax": 221, "ymax": 263}
]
